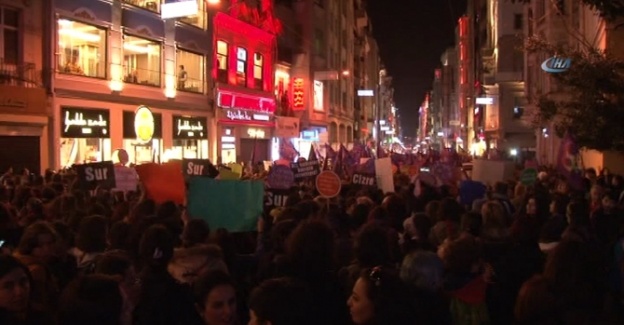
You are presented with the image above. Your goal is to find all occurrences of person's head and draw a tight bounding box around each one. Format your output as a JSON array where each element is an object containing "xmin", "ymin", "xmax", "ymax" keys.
[
  {"xmin": 354, "ymin": 223, "xmax": 392, "ymax": 268},
  {"xmin": 493, "ymin": 181, "xmax": 508, "ymax": 196},
  {"xmin": 193, "ymin": 270, "xmax": 237, "ymax": 325},
  {"xmin": 248, "ymin": 277, "xmax": 313, "ymax": 325},
  {"xmin": 179, "ymin": 65, "xmax": 185, "ymax": 70},
  {"xmin": 0, "ymin": 255, "xmax": 31, "ymax": 313},
  {"xmin": 286, "ymin": 220, "xmax": 336, "ymax": 276},
  {"xmin": 182, "ymin": 219, "xmax": 211, "ymax": 248},
  {"xmin": 17, "ymin": 221, "xmax": 59, "ymax": 262},
  {"xmin": 601, "ymin": 193, "xmax": 618, "ymax": 212},
  {"xmin": 400, "ymin": 251, "xmax": 444, "ymax": 292},
  {"xmin": 76, "ymin": 215, "xmax": 108, "ymax": 254},
  {"xmin": 347, "ymin": 266, "xmax": 414, "ymax": 325},
  {"xmin": 94, "ymin": 250, "xmax": 137, "ymax": 292},
  {"xmin": 549, "ymin": 194, "xmax": 568, "ymax": 216},
  {"xmin": 58, "ymin": 274, "xmax": 123, "ymax": 325},
  {"xmin": 525, "ymin": 197, "xmax": 537, "ymax": 216},
  {"xmin": 139, "ymin": 224, "xmax": 175, "ymax": 270},
  {"xmin": 590, "ymin": 184, "xmax": 604, "ymax": 202},
  {"xmin": 481, "ymin": 201, "xmax": 508, "ymax": 239}
]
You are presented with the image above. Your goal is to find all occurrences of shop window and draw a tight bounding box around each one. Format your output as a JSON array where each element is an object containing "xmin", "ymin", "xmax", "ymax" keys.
[
  {"xmin": 176, "ymin": 49, "xmax": 204, "ymax": 93},
  {"xmin": 60, "ymin": 138, "xmax": 111, "ymax": 167},
  {"xmin": 123, "ymin": 34, "xmax": 161, "ymax": 87},
  {"xmin": 179, "ymin": 2, "xmax": 206, "ymax": 29},
  {"xmin": 216, "ymin": 40, "xmax": 228, "ymax": 83},
  {"xmin": 122, "ymin": 0, "xmax": 160, "ymax": 13},
  {"xmin": 1, "ymin": 6, "xmax": 19, "ymax": 64},
  {"xmin": 236, "ymin": 47, "xmax": 247, "ymax": 87},
  {"xmin": 57, "ymin": 19, "xmax": 107, "ymax": 78},
  {"xmin": 253, "ymin": 53, "xmax": 263, "ymax": 90}
]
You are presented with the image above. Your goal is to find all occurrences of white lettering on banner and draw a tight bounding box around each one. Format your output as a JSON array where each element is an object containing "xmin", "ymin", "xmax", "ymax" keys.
[
  {"xmin": 85, "ymin": 167, "xmax": 109, "ymax": 181},
  {"xmin": 265, "ymin": 192, "xmax": 288, "ymax": 207},
  {"xmin": 353, "ymin": 174, "xmax": 375, "ymax": 186},
  {"xmin": 64, "ymin": 111, "xmax": 107, "ymax": 133},
  {"xmin": 177, "ymin": 119, "xmax": 204, "ymax": 135},
  {"xmin": 226, "ymin": 110, "xmax": 252, "ymax": 121},
  {"xmin": 186, "ymin": 162, "xmax": 205, "ymax": 176}
]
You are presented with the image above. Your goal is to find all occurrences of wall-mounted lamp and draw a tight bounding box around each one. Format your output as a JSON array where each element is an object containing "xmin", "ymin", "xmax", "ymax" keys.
[{"xmin": 341, "ymin": 70, "xmax": 350, "ymax": 76}]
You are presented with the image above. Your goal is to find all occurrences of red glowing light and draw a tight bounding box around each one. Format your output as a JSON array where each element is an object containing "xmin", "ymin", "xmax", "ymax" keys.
[
  {"xmin": 217, "ymin": 90, "xmax": 276, "ymax": 113},
  {"xmin": 292, "ymin": 78, "xmax": 304, "ymax": 111}
]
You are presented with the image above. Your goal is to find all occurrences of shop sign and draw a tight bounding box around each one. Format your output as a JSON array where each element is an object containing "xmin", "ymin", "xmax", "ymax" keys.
[
  {"xmin": 123, "ymin": 111, "xmax": 162, "ymax": 139},
  {"xmin": 133, "ymin": 106, "xmax": 155, "ymax": 143},
  {"xmin": 541, "ymin": 56, "xmax": 572, "ymax": 73},
  {"xmin": 275, "ymin": 116, "xmax": 300, "ymax": 138},
  {"xmin": 173, "ymin": 115, "xmax": 206, "ymax": 139},
  {"xmin": 223, "ymin": 108, "xmax": 271, "ymax": 123},
  {"xmin": 61, "ymin": 107, "xmax": 110, "ymax": 138},
  {"xmin": 292, "ymin": 78, "xmax": 304, "ymax": 111},
  {"xmin": 217, "ymin": 90, "xmax": 276, "ymax": 113},
  {"xmin": 75, "ymin": 161, "xmax": 116, "ymax": 190}
]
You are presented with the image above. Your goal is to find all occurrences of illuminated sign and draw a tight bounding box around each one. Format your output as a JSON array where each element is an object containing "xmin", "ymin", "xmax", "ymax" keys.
[
  {"xmin": 223, "ymin": 108, "xmax": 271, "ymax": 122},
  {"xmin": 357, "ymin": 90, "xmax": 374, "ymax": 97},
  {"xmin": 313, "ymin": 80, "xmax": 324, "ymax": 111},
  {"xmin": 134, "ymin": 106, "xmax": 155, "ymax": 143},
  {"xmin": 476, "ymin": 97, "xmax": 494, "ymax": 105},
  {"xmin": 161, "ymin": 0, "xmax": 199, "ymax": 19},
  {"xmin": 247, "ymin": 128, "xmax": 266, "ymax": 138},
  {"xmin": 61, "ymin": 107, "xmax": 109, "ymax": 138},
  {"xmin": 292, "ymin": 78, "xmax": 304, "ymax": 111},
  {"xmin": 541, "ymin": 56, "xmax": 572, "ymax": 73},
  {"xmin": 173, "ymin": 115, "xmax": 206, "ymax": 139},
  {"xmin": 217, "ymin": 91, "xmax": 276, "ymax": 113}
]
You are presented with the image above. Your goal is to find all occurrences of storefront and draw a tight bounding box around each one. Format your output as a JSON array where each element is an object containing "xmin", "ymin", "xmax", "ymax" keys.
[
  {"xmin": 0, "ymin": 86, "xmax": 49, "ymax": 174},
  {"xmin": 60, "ymin": 106, "xmax": 111, "ymax": 167},
  {"xmin": 166, "ymin": 115, "xmax": 209, "ymax": 160},
  {"xmin": 122, "ymin": 106, "xmax": 163, "ymax": 164},
  {"xmin": 216, "ymin": 88, "xmax": 277, "ymax": 164}
]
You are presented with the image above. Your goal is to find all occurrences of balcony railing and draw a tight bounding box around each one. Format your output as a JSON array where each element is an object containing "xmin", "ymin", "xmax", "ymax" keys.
[
  {"xmin": 123, "ymin": 67, "xmax": 161, "ymax": 87},
  {"xmin": 177, "ymin": 76, "xmax": 204, "ymax": 94},
  {"xmin": 0, "ymin": 59, "xmax": 42, "ymax": 88}
]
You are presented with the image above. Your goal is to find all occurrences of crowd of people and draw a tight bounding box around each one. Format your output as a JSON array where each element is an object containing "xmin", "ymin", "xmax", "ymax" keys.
[{"xmin": 0, "ymin": 166, "xmax": 623, "ymax": 325}]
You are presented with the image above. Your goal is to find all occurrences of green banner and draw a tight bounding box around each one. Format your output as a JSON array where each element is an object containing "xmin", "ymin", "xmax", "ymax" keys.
[{"xmin": 187, "ymin": 178, "xmax": 264, "ymax": 232}]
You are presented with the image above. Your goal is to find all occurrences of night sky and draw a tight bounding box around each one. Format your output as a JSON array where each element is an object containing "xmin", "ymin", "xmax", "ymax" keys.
[{"xmin": 367, "ymin": 0, "xmax": 468, "ymax": 139}]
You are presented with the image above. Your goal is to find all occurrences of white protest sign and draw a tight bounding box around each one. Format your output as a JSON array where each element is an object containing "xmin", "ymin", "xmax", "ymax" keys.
[{"xmin": 113, "ymin": 166, "xmax": 138, "ymax": 192}]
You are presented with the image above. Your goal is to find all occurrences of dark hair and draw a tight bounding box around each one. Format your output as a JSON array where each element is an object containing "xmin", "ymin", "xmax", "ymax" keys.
[
  {"xmin": 58, "ymin": 274, "xmax": 123, "ymax": 325},
  {"xmin": 359, "ymin": 267, "xmax": 415, "ymax": 325},
  {"xmin": 76, "ymin": 215, "xmax": 108, "ymax": 254},
  {"xmin": 17, "ymin": 221, "xmax": 58, "ymax": 255},
  {"xmin": 95, "ymin": 250, "xmax": 132, "ymax": 277},
  {"xmin": 354, "ymin": 223, "xmax": 392, "ymax": 267},
  {"xmin": 139, "ymin": 224, "xmax": 174, "ymax": 269},
  {"xmin": 249, "ymin": 277, "xmax": 313, "ymax": 325},
  {"xmin": 182, "ymin": 219, "xmax": 211, "ymax": 248},
  {"xmin": 286, "ymin": 221, "xmax": 336, "ymax": 277},
  {"xmin": 0, "ymin": 254, "xmax": 31, "ymax": 279},
  {"xmin": 193, "ymin": 270, "xmax": 235, "ymax": 307}
]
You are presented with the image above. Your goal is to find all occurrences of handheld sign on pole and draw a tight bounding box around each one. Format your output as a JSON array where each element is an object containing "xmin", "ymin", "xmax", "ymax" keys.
[
  {"xmin": 267, "ymin": 165, "xmax": 295, "ymax": 189},
  {"xmin": 75, "ymin": 161, "xmax": 116, "ymax": 190},
  {"xmin": 315, "ymin": 170, "xmax": 341, "ymax": 198},
  {"xmin": 182, "ymin": 159, "xmax": 219, "ymax": 178}
]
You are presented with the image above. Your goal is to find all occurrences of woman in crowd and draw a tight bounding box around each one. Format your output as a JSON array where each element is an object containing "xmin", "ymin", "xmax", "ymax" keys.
[{"xmin": 0, "ymin": 255, "xmax": 52, "ymax": 324}]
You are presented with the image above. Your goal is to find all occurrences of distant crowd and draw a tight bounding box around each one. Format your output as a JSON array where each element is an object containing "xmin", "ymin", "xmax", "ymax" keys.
[{"xmin": 0, "ymin": 166, "xmax": 623, "ymax": 324}]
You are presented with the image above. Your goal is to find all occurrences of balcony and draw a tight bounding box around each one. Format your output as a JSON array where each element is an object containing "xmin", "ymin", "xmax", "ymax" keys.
[{"xmin": 0, "ymin": 59, "xmax": 42, "ymax": 88}]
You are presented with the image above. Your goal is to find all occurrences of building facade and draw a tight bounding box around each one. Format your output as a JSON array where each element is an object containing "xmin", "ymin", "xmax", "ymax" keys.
[
  {"xmin": 525, "ymin": 0, "xmax": 605, "ymax": 164},
  {"xmin": 48, "ymin": 0, "xmax": 216, "ymax": 169},
  {"xmin": 0, "ymin": 0, "xmax": 49, "ymax": 174}
]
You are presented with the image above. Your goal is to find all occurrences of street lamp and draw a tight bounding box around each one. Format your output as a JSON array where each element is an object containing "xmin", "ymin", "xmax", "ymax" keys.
[{"xmin": 206, "ymin": 0, "xmax": 221, "ymax": 3}]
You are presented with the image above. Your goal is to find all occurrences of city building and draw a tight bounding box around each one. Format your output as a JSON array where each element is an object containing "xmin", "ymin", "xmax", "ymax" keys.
[
  {"xmin": 0, "ymin": 0, "xmax": 49, "ymax": 173},
  {"xmin": 524, "ymin": 0, "xmax": 605, "ymax": 164},
  {"xmin": 49, "ymin": 0, "xmax": 217, "ymax": 168},
  {"xmin": 211, "ymin": 3, "xmax": 281, "ymax": 164},
  {"xmin": 476, "ymin": 0, "xmax": 532, "ymax": 155},
  {"xmin": 378, "ymin": 68, "xmax": 394, "ymax": 143}
]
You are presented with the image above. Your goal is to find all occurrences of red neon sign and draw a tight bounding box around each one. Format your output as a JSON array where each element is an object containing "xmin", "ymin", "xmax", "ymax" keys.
[
  {"xmin": 292, "ymin": 78, "xmax": 304, "ymax": 111},
  {"xmin": 218, "ymin": 90, "xmax": 276, "ymax": 113}
]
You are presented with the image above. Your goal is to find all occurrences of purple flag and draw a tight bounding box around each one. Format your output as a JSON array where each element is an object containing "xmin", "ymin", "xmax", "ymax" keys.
[
  {"xmin": 278, "ymin": 138, "xmax": 299, "ymax": 162},
  {"xmin": 557, "ymin": 132, "xmax": 584, "ymax": 190}
]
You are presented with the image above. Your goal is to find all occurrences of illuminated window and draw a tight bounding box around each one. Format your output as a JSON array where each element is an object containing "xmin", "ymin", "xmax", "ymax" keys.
[
  {"xmin": 253, "ymin": 53, "xmax": 263, "ymax": 90},
  {"xmin": 1, "ymin": 6, "xmax": 19, "ymax": 64},
  {"xmin": 123, "ymin": 34, "xmax": 161, "ymax": 86},
  {"xmin": 216, "ymin": 40, "xmax": 228, "ymax": 83},
  {"xmin": 180, "ymin": 2, "xmax": 206, "ymax": 29},
  {"xmin": 176, "ymin": 49, "xmax": 204, "ymax": 93},
  {"xmin": 236, "ymin": 47, "xmax": 247, "ymax": 87},
  {"xmin": 122, "ymin": 0, "xmax": 160, "ymax": 13},
  {"xmin": 57, "ymin": 19, "xmax": 107, "ymax": 78}
]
